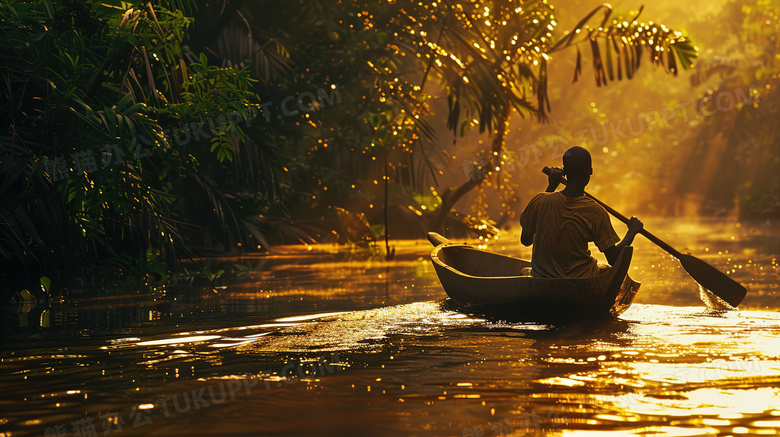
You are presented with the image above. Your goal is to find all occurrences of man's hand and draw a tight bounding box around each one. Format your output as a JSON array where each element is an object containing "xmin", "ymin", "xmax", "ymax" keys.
[
  {"xmin": 627, "ymin": 216, "xmax": 643, "ymax": 236},
  {"xmin": 546, "ymin": 167, "xmax": 564, "ymax": 192}
]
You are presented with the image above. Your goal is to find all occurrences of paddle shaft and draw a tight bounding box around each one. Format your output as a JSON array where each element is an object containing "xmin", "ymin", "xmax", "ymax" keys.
[{"xmin": 542, "ymin": 167, "xmax": 683, "ymax": 258}]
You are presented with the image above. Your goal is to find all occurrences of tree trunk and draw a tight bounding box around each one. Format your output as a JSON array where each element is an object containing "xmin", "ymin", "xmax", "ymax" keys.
[{"xmin": 428, "ymin": 105, "xmax": 512, "ymax": 233}]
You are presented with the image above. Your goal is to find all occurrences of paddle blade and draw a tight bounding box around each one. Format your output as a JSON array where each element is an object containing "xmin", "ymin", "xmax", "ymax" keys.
[{"xmin": 679, "ymin": 254, "xmax": 747, "ymax": 307}]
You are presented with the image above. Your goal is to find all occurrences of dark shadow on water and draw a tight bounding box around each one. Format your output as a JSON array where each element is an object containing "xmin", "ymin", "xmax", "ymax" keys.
[
  {"xmin": 433, "ymin": 298, "xmax": 639, "ymax": 362},
  {"xmin": 439, "ymin": 297, "xmax": 633, "ymax": 331}
]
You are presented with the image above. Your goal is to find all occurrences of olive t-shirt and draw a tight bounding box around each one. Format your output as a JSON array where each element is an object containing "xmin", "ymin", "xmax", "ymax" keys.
[{"xmin": 519, "ymin": 192, "xmax": 620, "ymax": 278}]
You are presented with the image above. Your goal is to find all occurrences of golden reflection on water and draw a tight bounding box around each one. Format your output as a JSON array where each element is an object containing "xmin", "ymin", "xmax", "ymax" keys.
[
  {"xmin": 2, "ymin": 220, "xmax": 780, "ymax": 436},
  {"xmin": 276, "ymin": 312, "xmax": 349, "ymax": 322},
  {"xmin": 562, "ymin": 427, "xmax": 721, "ymax": 436},
  {"xmin": 136, "ymin": 335, "xmax": 221, "ymax": 346},
  {"xmin": 529, "ymin": 302, "xmax": 780, "ymax": 435},
  {"xmin": 88, "ymin": 292, "xmax": 780, "ymax": 435}
]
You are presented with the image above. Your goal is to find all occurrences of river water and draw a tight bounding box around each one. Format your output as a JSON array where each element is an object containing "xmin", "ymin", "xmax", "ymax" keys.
[{"xmin": 1, "ymin": 219, "xmax": 779, "ymax": 436}]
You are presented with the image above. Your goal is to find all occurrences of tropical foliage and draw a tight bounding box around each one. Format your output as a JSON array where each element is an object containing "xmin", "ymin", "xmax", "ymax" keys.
[
  {"xmin": 1, "ymin": 0, "xmax": 699, "ymax": 291},
  {"xmin": 205, "ymin": 0, "xmax": 698, "ymax": 240},
  {"xmin": 0, "ymin": 0, "xmax": 260, "ymax": 290}
]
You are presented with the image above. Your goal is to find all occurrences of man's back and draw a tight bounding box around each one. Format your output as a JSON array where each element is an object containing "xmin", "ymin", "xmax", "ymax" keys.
[{"xmin": 519, "ymin": 191, "xmax": 619, "ymax": 278}]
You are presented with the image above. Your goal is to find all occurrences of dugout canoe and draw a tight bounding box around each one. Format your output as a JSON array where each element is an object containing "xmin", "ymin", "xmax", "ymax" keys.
[{"xmin": 428, "ymin": 232, "xmax": 640, "ymax": 319}]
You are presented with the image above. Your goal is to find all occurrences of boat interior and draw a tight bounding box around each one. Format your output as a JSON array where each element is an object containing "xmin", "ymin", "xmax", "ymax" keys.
[{"xmin": 435, "ymin": 245, "xmax": 531, "ymax": 278}]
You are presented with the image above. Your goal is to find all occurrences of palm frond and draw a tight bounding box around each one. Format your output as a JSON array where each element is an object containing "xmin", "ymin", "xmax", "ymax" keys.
[{"xmin": 552, "ymin": 4, "xmax": 698, "ymax": 87}]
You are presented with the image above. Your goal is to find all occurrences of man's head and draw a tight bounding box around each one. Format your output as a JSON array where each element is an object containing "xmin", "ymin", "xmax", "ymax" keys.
[{"xmin": 562, "ymin": 146, "xmax": 593, "ymax": 185}]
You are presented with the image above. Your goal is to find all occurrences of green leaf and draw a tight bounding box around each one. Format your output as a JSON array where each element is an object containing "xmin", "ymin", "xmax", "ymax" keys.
[
  {"xmin": 19, "ymin": 289, "xmax": 35, "ymax": 302},
  {"xmin": 40, "ymin": 276, "xmax": 51, "ymax": 293},
  {"xmin": 605, "ymin": 36, "xmax": 614, "ymax": 82},
  {"xmin": 40, "ymin": 310, "xmax": 51, "ymax": 328},
  {"xmin": 42, "ymin": 0, "xmax": 55, "ymax": 19}
]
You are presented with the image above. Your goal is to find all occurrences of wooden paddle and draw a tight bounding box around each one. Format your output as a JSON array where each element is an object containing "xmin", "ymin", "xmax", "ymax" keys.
[{"xmin": 542, "ymin": 166, "xmax": 747, "ymax": 307}]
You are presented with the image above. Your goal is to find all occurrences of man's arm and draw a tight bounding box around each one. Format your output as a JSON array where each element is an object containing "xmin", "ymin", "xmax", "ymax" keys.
[
  {"xmin": 521, "ymin": 228, "xmax": 534, "ymax": 246},
  {"xmin": 546, "ymin": 167, "xmax": 564, "ymax": 192},
  {"xmin": 522, "ymin": 168, "xmax": 563, "ymax": 245},
  {"xmin": 521, "ymin": 170, "xmax": 561, "ymax": 245},
  {"xmin": 604, "ymin": 217, "xmax": 643, "ymax": 265}
]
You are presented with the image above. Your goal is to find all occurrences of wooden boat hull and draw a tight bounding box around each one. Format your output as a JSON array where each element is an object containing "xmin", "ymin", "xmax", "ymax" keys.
[{"xmin": 428, "ymin": 233, "xmax": 640, "ymax": 319}]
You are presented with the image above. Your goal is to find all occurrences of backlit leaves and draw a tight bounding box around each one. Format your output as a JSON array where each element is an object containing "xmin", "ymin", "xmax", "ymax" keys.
[{"xmin": 554, "ymin": 5, "xmax": 699, "ymax": 87}]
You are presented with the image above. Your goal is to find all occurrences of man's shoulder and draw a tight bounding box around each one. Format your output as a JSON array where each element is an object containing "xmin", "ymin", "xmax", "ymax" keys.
[
  {"xmin": 521, "ymin": 192, "xmax": 557, "ymax": 222},
  {"xmin": 530, "ymin": 191, "xmax": 560, "ymax": 203}
]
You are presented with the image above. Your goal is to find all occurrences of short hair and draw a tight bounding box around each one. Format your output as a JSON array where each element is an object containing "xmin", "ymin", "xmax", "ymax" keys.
[{"xmin": 562, "ymin": 146, "xmax": 592, "ymax": 178}]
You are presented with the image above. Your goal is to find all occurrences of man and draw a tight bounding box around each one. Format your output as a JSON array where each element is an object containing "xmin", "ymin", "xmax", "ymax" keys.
[{"xmin": 519, "ymin": 146, "xmax": 643, "ymax": 278}]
